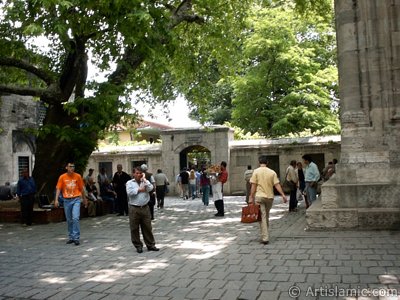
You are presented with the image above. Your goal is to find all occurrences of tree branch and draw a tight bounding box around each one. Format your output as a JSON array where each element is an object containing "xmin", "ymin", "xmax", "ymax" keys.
[
  {"xmin": 0, "ymin": 57, "xmax": 55, "ymax": 85},
  {"xmin": 0, "ymin": 82, "xmax": 62, "ymax": 105},
  {"xmin": 0, "ymin": 84, "xmax": 46, "ymax": 97},
  {"xmin": 107, "ymin": 0, "xmax": 204, "ymax": 88},
  {"xmin": 169, "ymin": 0, "xmax": 205, "ymax": 29},
  {"xmin": 108, "ymin": 45, "xmax": 146, "ymax": 86}
]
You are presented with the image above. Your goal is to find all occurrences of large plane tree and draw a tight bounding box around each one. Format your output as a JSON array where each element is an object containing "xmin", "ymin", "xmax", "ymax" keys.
[{"xmin": 0, "ymin": 0, "xmax": 255, "ymax": 195}]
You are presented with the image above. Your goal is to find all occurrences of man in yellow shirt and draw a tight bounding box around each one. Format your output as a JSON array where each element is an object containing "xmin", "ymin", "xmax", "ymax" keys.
[
  {"xmin": 55, "ymin": 162, "xmax": 87, "ymax": 246},
  {"xmin": 249, "ymin": 155, "xmax": 287, "ymax": 245}
]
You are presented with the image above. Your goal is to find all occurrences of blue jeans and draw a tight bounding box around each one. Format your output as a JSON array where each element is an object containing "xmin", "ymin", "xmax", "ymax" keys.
[
  {"xmin": 201, "ymin": 185, "xmax": 210, "ymax": 206},
  {"xmin": 63, "ymin": 197, "xmax": 81, "ymax": 241},
  {"xmin": 305, "ymin": 182, "xmax": 317, "ymax": 204},
  {"xmin": 189, "ymin": 184, "xmax": 196, "ymax": 199}
]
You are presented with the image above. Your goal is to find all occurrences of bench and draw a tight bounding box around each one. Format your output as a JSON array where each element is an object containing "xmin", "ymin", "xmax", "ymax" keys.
[{"xmin": 0, "ymin": 199, "xmax": 113, "ymax": 224}]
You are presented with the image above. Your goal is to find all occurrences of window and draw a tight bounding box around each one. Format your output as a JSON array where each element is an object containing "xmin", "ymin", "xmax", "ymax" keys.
[
  {"xmin": 131, "ymin": 160, "xmax": 147, "ymax": 171},
  {"xmin": 18, "ymin": 156, "xmax": 30, "ymax": 176},
  {"xmin": 98, "ymin": 162, "xmax": 113, "ymax": 180},
  {"xmin": 266, "ymin": 155, "xmax": 279, "ymax": 174}
]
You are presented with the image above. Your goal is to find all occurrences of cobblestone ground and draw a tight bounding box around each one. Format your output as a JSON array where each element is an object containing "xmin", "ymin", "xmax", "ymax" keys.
[{"xmin": 0, "ymin": 195, "xmax": 399, "ymax": 300}]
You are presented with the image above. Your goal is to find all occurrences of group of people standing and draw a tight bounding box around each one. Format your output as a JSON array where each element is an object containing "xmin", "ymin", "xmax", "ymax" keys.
[
  {"xmin": 177, "ymin": 162, "xmax": 229, "ymax": 217},
  {"xmin": 247, "ymin": 155, "xmax": 337, "ymax": 245},
  {"xmin": 284, "ymin": 155, "xmax": 326, "ymax": 212}
]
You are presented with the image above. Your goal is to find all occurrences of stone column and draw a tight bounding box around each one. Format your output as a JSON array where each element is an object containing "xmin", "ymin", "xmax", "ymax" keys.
[{"xmin": 306, "ymin": 0, "xmax": 400, "ymax": 229}]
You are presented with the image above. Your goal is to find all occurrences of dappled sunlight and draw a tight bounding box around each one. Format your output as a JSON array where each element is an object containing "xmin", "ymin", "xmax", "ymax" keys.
[
  {"xmin": 40, "ymin": 276, "xmax": 68, "ymax": 284},
  {"xmin": 190, "ymin": 217, "xmax": 241, "ymax": 225},
  {"xmin": 181, "ymin": 226, "xmax": 200, "ymax": 232},
  {"xmin": 85, "ymin": 269, "xmax": 125, "ymax": 282},
  {"xmin": 104, "ymin": 245, "xmax": 121, "ymax": 251},
  {"xmin": 1, "ymin": 195, "xmax": 398, "ymax": 300},
  {"xmin": 170, "ymin": 235, "xmax": 236, "ymax": 260},
  {"xmin": 126, "ymin": 260, "xmax": 169, "ymax": 275}
]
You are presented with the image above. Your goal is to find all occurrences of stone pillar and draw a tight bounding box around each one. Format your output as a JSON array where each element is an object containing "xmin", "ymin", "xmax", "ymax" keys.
[{"xmin": 306, "ymin": 0, "xmax": 400, "ymax": 229}]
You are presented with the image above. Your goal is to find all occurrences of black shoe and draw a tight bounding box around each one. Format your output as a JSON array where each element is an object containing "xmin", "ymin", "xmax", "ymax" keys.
[
  {"xmin": 74, "ymin": 240, "xmax": 80, "ymax": 246},
  {"xmin": 66, "ymin": 240, "xmax": 74, "ymax": 244},
  {"xmin": 136, "ymin": 247, "xmax": 143, "ymax": 253},
  {"xmin": 116, "ymin": 213, "xmax": 123, "ymax": 216},
  {"xmin": 147, "ymin": 246, "xmax": 159, "ymax": 251},
  {"xmin": 261, "ymin": 241, "xmax": 269, "ymax": 245},
  {"xmin": 215, "ymin": 213, "xmax": 224, "ymax": 217}
]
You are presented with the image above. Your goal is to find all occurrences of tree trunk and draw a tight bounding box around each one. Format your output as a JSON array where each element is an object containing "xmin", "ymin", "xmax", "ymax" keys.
[{"xmin": 32, "ymin": 102, "xmax": 95, "ymax": 199}]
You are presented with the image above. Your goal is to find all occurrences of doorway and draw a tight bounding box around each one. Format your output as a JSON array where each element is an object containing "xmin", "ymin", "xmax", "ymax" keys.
[{"xmin": 179, "ymin": 145, "xmax": 211, "ymax": 171}]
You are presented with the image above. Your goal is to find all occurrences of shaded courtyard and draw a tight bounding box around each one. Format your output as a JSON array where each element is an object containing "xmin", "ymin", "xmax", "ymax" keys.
[{"xmin": 0, "ymin": 195, "xmax": 399, "ymax": 300}]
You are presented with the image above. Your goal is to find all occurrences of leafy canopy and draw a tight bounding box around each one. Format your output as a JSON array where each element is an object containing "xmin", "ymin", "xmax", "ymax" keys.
[
  {"xmin": 0, "ymin": 0, "xmax": 257, "ymax": 162},
  {"xmin": 187, "ymin": 0, "xmax": 339, "ymax": 137}
]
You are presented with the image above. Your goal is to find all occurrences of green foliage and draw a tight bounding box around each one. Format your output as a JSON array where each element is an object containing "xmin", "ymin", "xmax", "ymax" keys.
[
  {"xmin": 231, "ymin": 4, "xmax": 339, "ymax": 137},
  {"xmin": 187, "ymin": 1, "xmax": 339, "ymax": 138},
  {"xmin": 225, "ymin": 122, "xmax": 264, "ymax": 140},
  {"xmin": 0, "ymin": 0, "xmax": 259, "ymax": 168}
]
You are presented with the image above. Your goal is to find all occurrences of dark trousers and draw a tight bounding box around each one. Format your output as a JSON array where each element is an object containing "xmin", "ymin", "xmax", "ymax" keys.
[
  {"xmin": 148, "ymin": 193, "xmax": 156, "ymax": 220},
  {"xmin": 289, "ymin": 189, "xmax": 298, "ymax": 211},
  {"xmin": 155, "ymin": 185, "xmax": 165, "ymax": 208},
  {"xmin": 214, "ymin": 199, "xmax": 224, "ymax": 215},
  {"xmin": 128, "ymin": 204, "xmax": 156, "ymax": 249},
  {"xmin": 245, "ymin": 181, "xmax": 251, "ymax": 203},
  {"xmin": 20, "ymin": 194, "xmax": 35, "ymax": 225},
  {"xmin": 116, "ymin": 191, "xmax": 129, "ymax": 215}
]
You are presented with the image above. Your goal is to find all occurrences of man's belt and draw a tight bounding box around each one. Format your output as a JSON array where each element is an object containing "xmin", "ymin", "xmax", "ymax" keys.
[{"xmin": 131, "ymin": 204, "xmax": 148, "ymax": 208}]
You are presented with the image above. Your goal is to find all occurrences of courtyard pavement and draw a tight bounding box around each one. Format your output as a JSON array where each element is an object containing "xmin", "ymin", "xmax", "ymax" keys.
[{"xmin": 0, "ymin": 195, "xmax": 399, "ymax": 300}]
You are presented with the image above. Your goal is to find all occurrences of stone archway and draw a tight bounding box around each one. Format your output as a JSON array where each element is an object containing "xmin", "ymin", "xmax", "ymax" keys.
[
  {"xmin": 179, "ymin": 145, "xmax": 211, "ymax": 171},
  {"xmin": 160, "ymin": 126, "xmax": 234, "ymax": 194}
]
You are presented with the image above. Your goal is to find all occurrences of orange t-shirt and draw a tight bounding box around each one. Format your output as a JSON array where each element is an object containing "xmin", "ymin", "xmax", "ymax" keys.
[{"xmin": 56, "ymin": 172, "xmax": 84, "ymax": 198}]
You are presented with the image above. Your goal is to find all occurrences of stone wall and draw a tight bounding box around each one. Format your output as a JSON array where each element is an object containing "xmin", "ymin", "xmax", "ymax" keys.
[
  {"xmin": 88, "ymin": 130, "xmax": 341, "ymax": 196},
  {"xmin": 0, "ymin": 95, "xmax": 38, "ymax": 184},
  {"xmin": 229, "ymin": 137, "xmax": 340, "ymax": 195}
]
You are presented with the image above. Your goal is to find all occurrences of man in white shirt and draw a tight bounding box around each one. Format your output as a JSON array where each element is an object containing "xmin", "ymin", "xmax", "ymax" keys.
[{"xmin": 126, "ymin": 167, "xmax": 159, "ymax": 253}]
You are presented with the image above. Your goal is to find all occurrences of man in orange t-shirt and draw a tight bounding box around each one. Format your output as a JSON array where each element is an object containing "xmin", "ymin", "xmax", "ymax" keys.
[{"xmin": 55, "ymin": 162, "xmax": 87, "ymax": 246}]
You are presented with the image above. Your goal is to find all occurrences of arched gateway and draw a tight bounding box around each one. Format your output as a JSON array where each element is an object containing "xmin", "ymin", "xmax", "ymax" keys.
[{"xmin": 160, "ymin": 126, "xmax": 233, "ymax": 194}]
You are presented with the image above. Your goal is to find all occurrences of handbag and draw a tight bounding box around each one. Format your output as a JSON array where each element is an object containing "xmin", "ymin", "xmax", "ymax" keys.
[
  {"xmin": 282, "ymin": 169, "xmax": 296, "ymax": 192},
  {"xmin": 241, "ymin": 203, "xmax": 261, "ymax": 223},
  {"xmin": 283, "ymin": 179, "xmax": 296, "ymax": 192},
  {"xmin": 310, "ymin": 181, "xmax": 318, "ymax": 188}
]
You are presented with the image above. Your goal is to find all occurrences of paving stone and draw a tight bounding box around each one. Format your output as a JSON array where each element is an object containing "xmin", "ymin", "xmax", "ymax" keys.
[
  {"xmin": 152, "ymin": 286, "xmax": 175, "ymax": 297},
  {"xmin": 204, "ymin": 288, "xmax": 225, "ymax": 300},
  {"xmin": 0, "ymin": 196, "xmax": 399, "ymax": 300},
  {"xmin": 220, "ymin": 289, "xmax": 241, "ymax": 300},
  {"xmin": 238, "ymin": 289, "xmax": 261, "ymax": 300},
  {"xmin": 166, "ymin": 287, "xmax": 192, "ymax": 299},
  {"xmin": 186, "ymin": 287, "xmax": 210, "ymax": 299}
]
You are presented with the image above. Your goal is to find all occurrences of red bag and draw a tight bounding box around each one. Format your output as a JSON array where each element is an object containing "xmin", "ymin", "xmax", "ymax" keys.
[{"xmin": 241, "ymin": 204, "xmax": 261, "ymax": 223}]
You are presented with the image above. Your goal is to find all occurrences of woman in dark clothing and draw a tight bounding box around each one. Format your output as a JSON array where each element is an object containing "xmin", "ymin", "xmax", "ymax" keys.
[
  {"xmin": 296, "ymin": 162, "xmax": 308, "ymax": 208},
  {"xmin": 200, "ymin": 170, "xmax": 211, "ymax": 206}
]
